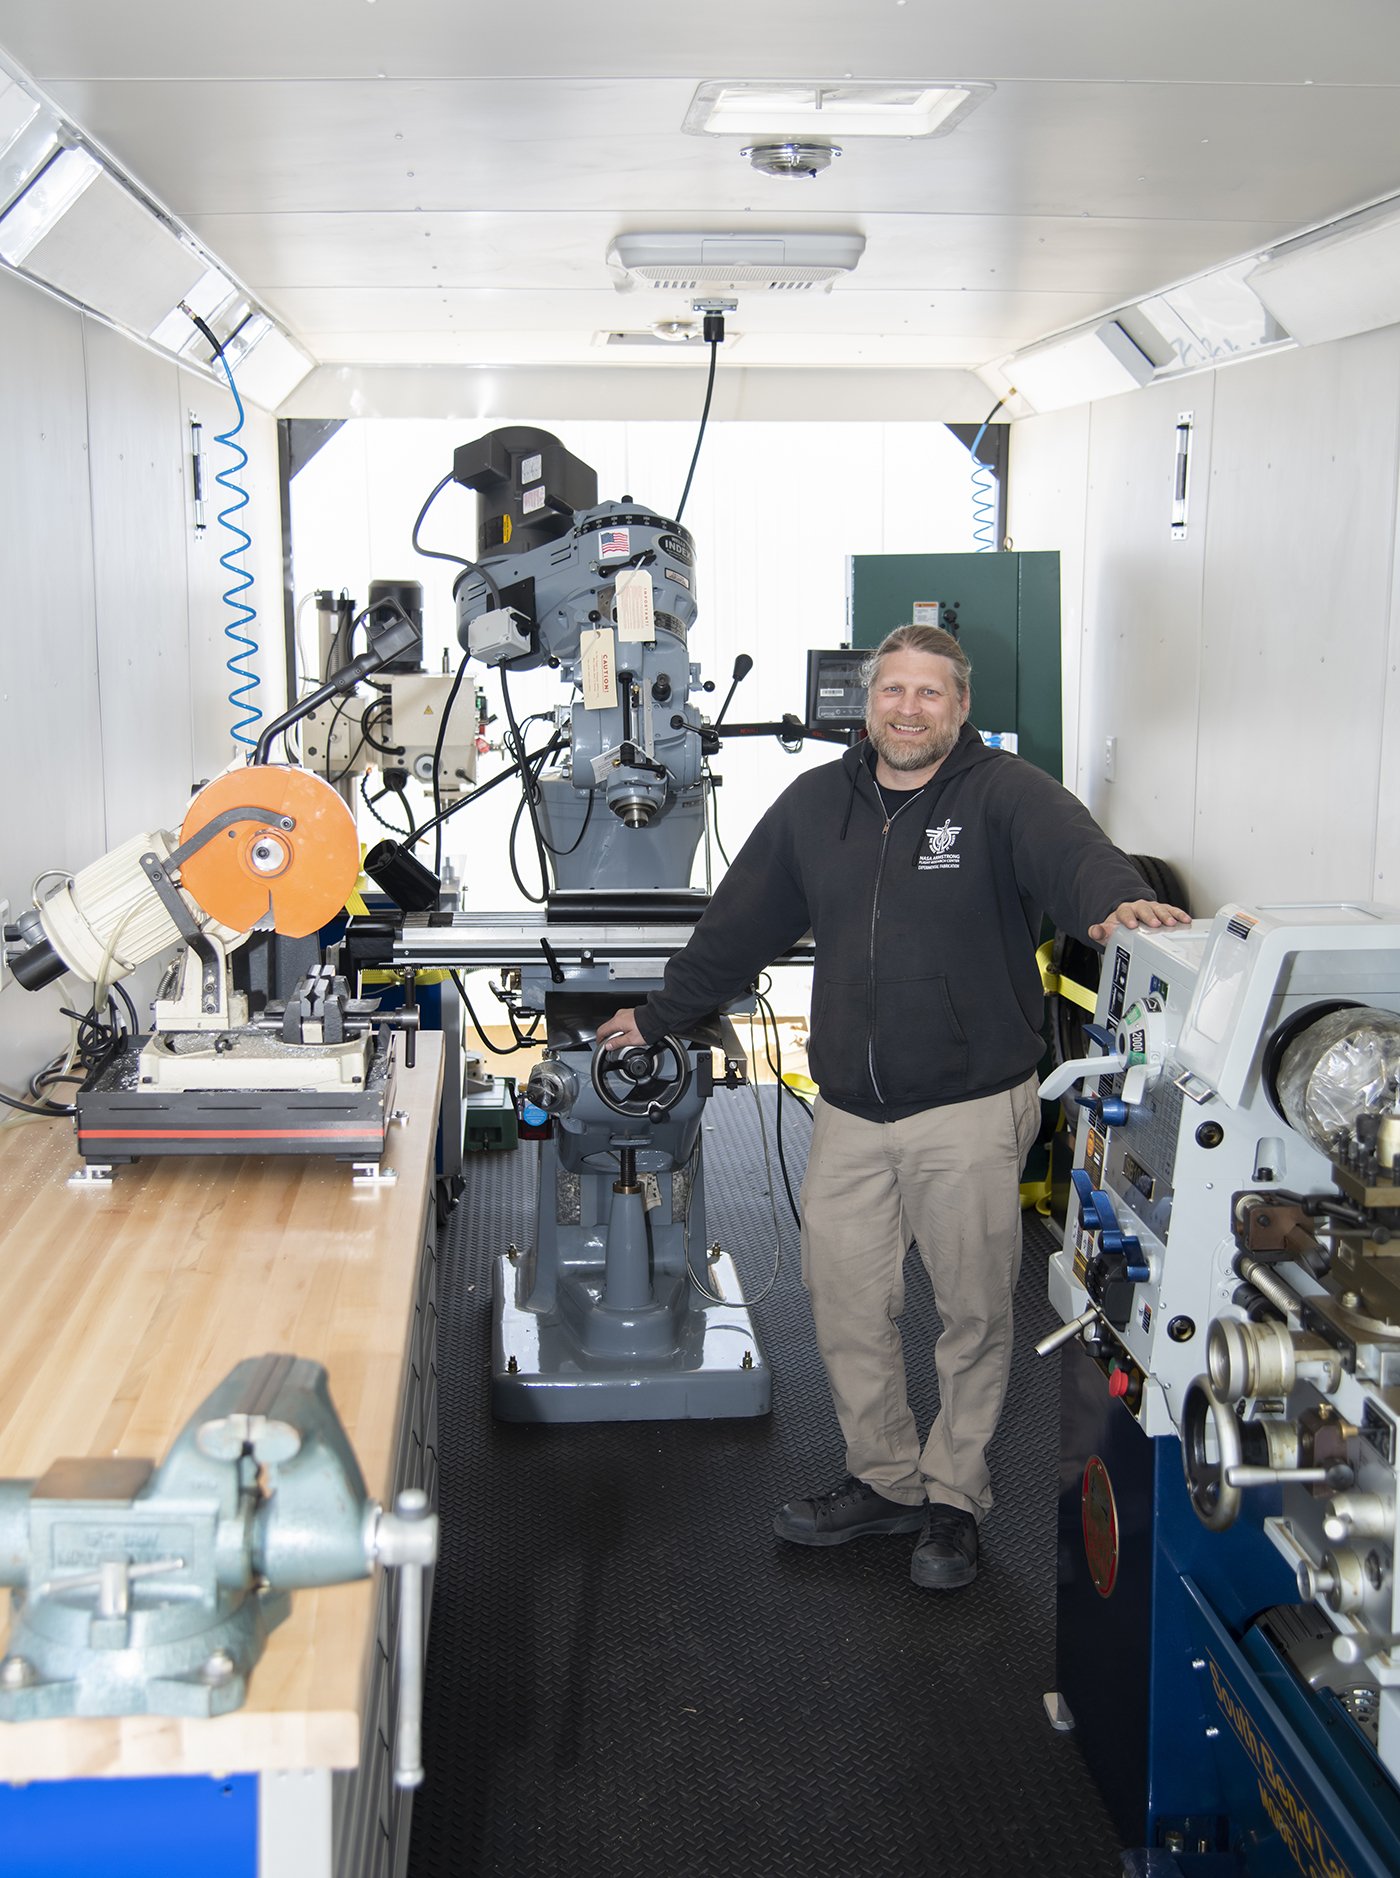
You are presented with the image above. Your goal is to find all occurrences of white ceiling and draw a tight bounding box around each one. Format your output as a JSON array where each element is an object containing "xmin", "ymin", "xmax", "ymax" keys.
[{"xmin": 2, "ymin": 2, "xmax": 1400, "ymax": 402}]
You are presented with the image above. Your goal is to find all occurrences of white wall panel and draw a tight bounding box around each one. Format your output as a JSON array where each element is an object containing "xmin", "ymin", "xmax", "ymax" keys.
[
  {"xmin": 0, "ymin": 272, "xmax": 105, "ymax": 1105},
  {"xmin": 0, "ymin": 274, "xmax": 104, "ymax": 876},
  {"xmin": 1007, "ymin": 404, "xmax": 1091, "ymax": 790},
  {"xmin": 1192, "ymin": 331, "xmax": 1400, "ymax": 912},
  {"xmin": 1018, "ymin": 323, "xmax": 1400, "ymax": 930},
  {"xmin": 1374, "ymin": 464, "xmax": 1400, "ymax": 904},
  {"xmin": 82, "ymin": 319, "xmax": 193, "ymax": 838},
  {"xmin": 1076, "ymin": 377, "xmax": 1214, "ymax": 904}
]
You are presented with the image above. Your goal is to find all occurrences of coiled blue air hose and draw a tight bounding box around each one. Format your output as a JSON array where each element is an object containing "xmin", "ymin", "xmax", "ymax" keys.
[
  {"xmin": 211, "ymin": 350, "xmax": 260, "ymax": 747},
  {"xmin": 967, "ymin": 395, "xmax": 1009, "ymax": 553}
]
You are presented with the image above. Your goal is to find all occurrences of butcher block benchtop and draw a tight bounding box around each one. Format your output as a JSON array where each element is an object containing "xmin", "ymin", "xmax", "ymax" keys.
[{"xmin": 0, "ymin": 1036, "xmax": 444, "ymax": 1783}]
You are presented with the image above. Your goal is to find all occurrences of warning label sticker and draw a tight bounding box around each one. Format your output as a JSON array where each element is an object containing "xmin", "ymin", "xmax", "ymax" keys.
[
  {"xmin": 615, "ymin": 568, "xmax": 655, "ymax": 642},
  {"xmin": 598, "ymin": 528, "xmax": 630, "ymax": 559},
  {"xmin": 522, "ymin": 484, "xmax": 546, "ymax": 513},
  {"xmin": 520, "ymin": 452, "xmax": 542, "ymax": 484},
  {"xmin": 580, "ymin": 627, "xmax": 617, "ymax": 709},
  {"xmin": 912, "ymin": 601, "xmax": 939, "ymax": 626}
]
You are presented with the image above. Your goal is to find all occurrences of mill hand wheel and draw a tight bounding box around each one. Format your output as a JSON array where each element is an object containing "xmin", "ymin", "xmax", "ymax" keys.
[{"xmin": 591, "ymin": 1034, "xmax": 692, "ymax": 1121}]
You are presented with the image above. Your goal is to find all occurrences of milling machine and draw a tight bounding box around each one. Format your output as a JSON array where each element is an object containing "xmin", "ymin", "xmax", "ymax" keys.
[{"xmin": 365, "ymin": 427, "xmax": 818, "ymax": 1422}]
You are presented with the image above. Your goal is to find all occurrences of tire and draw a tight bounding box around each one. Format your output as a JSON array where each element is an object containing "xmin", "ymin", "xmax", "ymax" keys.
[{"xmin": 1128, "ymin": 852, "xmax": 1190, "ymax": 915}]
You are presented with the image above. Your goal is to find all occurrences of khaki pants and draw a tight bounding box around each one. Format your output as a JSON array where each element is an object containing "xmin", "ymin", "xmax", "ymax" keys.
[{"xmin": 798, "ymin": 1076, "xmax": 1041, "ymax": 1520}]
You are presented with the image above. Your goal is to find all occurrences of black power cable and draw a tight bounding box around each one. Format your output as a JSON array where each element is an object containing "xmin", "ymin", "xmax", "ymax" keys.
[
  {"xmin": 433, "ymin": 653, "xmax": 471, "ymax": 876},
  {"xmin": 499, "ymin": 666, "xmax": 552, "ymax": 901},
  {"xmin": 755, "ymin": 989, "xmax": 803, "ymax": 1227},
  {"xmin": 676, "ymin": 320, "xmax": 722, "ymax": 523},
  {"xmin": 450, "ymin": 971, "xmax": 540, "ymax": 1057},
  {"xmin": 709, "ymin": 764, "xmax": 733, "ymax": 867},
  {"xmin": 411, "ymin": 472, "xmax": 503, "ymax": 606}
]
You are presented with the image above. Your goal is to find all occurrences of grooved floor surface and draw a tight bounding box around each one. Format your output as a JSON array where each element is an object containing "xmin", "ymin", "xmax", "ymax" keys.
[{"xmin": 410, "ymin": 1087, "xmax": 1125, "ymax": 1878}]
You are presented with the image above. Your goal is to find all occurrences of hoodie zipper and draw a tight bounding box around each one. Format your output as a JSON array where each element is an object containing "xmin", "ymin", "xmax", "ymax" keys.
[{"xmin": 866, "ymin": 783, "xmax": 924, "ymax": 1106}]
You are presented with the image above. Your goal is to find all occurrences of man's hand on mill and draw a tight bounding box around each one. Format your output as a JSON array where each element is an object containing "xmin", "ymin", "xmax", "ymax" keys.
[
  {"xmin": 599, "ymin": 1008, "xmax": 646, "ymax": 1051},
  {"xmin": 1089, "ymin": 899, "xmax": 1192, "ymax": 945}
]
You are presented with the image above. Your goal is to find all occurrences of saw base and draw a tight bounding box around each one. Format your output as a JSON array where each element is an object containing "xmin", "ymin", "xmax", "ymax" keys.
[{"xmin": 74, "ymin": 1033, "xmax": 398, "ymax": 1169}]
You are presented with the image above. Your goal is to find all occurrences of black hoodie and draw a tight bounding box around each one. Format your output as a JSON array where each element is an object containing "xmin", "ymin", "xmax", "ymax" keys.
[{"xmin": 635, "ymin": 725, "xmax": 1150, "ymax": 1122}]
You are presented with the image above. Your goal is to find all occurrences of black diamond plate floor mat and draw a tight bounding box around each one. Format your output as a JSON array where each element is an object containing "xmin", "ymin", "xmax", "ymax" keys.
[{"xmin": 410, "ymin": 1086, "xmax": 1124, "ymax": 1878}]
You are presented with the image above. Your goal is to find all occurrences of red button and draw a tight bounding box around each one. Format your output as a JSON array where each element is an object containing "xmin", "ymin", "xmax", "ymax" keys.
[{"xmin": 1108, "ymin": 1368, "xmax": 1131, "ymax": 1398}]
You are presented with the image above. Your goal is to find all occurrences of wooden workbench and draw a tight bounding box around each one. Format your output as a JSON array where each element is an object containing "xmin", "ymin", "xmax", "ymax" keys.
[{"xmin": 0, "ymin": 1036, "xmax": 444, "ymax": 1788}]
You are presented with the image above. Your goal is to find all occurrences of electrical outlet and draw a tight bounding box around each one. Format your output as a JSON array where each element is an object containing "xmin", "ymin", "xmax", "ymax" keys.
[{"xmin": 1103, "ymin": 736, "xmax": 1117, "ymax": 783}]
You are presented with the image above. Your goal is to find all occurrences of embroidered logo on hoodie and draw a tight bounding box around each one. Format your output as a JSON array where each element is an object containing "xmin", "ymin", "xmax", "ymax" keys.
[{"xmin": 919, "ymin": 819, "xmax": 963, "ymax": 870}]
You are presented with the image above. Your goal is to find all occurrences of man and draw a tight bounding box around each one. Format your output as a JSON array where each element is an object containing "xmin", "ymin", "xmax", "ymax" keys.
[{"xmin": 601, "ymin": 624, "xmax": 1187, "ymax": 1590}]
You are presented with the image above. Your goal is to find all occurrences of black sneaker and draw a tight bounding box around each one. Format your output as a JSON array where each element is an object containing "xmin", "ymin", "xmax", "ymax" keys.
[
  {"xmin": 772, "ymin": 1476, "xmax": 926, "ymax": 1547},
  {"xmin": 909, "ymin": 1504, "xmax": 978, "ymax": 1588}
]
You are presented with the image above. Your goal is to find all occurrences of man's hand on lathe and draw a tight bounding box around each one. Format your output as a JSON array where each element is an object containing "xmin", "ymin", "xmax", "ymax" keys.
[
  {"xmin": 599, "ymin": 1008, "xmax": 647, "ymax": 1051},
  {"xmin": 1089, "ymin": 899, "xmax": 1191, "ymax": 944}
]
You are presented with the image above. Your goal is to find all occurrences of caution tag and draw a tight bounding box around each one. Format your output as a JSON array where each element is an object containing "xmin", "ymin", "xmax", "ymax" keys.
[
  {"xmin": 590, "ymin": 748, "xmax": 616, "ymax": 785},
  {"xmin": 615, "ymin": 568, "xmax": 655, "ymax": 642},
  {"xmin": 642, "ymin": 1172, "xmax": 662, "ymax": 1211},
  {"xmin": 580, "ymin": 626, "xmax": 617, "ymax": 709}
]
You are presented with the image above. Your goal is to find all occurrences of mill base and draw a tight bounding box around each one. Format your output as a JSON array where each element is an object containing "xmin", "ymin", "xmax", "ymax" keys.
[{"xmin": 489, "ymin": 1252, "xmax": 771, "ymax": 1423}]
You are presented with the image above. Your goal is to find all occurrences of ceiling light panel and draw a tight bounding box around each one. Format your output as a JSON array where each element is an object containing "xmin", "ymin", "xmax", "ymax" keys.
[
  {"xmin": 1008, "ymin": 320, "xmax": 1157, "ymax": 414},
  {"xmin": 14, "ymin": 167, "xmax": 207, "ymax": 332},
  {"xmin": 608, "ymin": 232, "xmax": 864, "ymax": 292},
  {"xmin": 683, "ymin": 79, "xmax": 993, "ymax": 139},
  {"xmin": 1136, "ymin": 260, "xmax": 1285, "ymax": 371},
  {"xmin": 1246, "ymin": 198, "xmax": 1400, "ymax": 347},
  {"xmin": 0, "ymin": 146, "xmax": 100, "ymax": 264},
  {"xmin": 0, "ymin": 75, "xmax": 39, "ymax": 162}
]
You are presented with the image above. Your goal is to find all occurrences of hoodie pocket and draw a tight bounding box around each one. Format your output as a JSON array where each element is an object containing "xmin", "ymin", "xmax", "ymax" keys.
[
  {"xmin": 871, "ymin": 974, "xmax": 969, "ymax": 1101},
  {"xmin": 807, "ymin": 977, "xmax": 872, "ymax": 1101}
]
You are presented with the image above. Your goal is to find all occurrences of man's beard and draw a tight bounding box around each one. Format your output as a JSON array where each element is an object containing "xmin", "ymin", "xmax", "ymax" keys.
[{"xmin": 866, "ymin": 715, "xmax": 962, "ymax": 772}]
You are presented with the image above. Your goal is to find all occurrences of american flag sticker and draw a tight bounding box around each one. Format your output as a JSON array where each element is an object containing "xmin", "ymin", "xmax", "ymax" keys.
[{"xmin": 598, "ymin": 528, "xmax": 630, "ymax": 559}]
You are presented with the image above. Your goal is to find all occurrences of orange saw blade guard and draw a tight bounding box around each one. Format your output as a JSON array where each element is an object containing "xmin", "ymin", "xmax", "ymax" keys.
[{"xmin": 178, "ymin": 768, "xmax": 361, "ymax": 938}]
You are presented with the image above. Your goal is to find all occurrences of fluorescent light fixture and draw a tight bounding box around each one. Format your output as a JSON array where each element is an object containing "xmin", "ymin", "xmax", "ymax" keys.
[
  {"xmin": 683, "ymin": 79, "xmax": 992, "ymax": 139},
  {"xmin": 0, "ymin": 146, "xmax": 100, "ymax": 265},
  {"xmin": 608, "ymin": 231, "xmax": 864, "ymax": 292},
  {"xmin": 1008, "ymin": 320, "xmax": 1157, "ymax": 414},
  {"xmin": 230, "ymin": 326, "xmax": 314, "ymax": 410},
  {"xmin": 0, "ymin": 76, "xmax": 39, "ymax": 163},
  {"xmin": 1246, "ymin": 197, "xmax": 1400, "ymax": 347},
  {"xmin": 221, "ymin": 311, "xmax": 272, "ymax": 368}
]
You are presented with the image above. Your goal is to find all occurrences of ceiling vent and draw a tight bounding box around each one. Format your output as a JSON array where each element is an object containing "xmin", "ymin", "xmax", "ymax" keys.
[
  {"xmin": 682, "ymin": 80, "xmax": 993, "ymax": 141},
  {"xmin": 608, "ymin": 232, "xmax": 864, "ymax": 294}
]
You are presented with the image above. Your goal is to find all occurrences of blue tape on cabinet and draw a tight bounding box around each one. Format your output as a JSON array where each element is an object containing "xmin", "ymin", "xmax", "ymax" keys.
[{"xmin": 0, "ymin": 1771, "xmax": 257, "ymax": 1878}]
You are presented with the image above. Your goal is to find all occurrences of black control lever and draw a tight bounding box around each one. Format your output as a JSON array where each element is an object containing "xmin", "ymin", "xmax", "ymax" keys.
[
  {"xmin": 713, "ymin": 654, "xmax": 753, "ymax": 731},
  {"xmin": 617, "ymin": 740, "xmax": 668, "ymax": 779}
]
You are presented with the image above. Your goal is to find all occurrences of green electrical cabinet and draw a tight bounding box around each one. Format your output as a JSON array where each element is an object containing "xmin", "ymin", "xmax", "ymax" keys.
[{"xmin": 847, "ymin": 551, "xmax": 1063, "ymax": 783}]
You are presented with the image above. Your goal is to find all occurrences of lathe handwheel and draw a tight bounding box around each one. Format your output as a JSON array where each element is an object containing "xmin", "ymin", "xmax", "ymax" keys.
[
  {"xmin": 1181, "ymin": 1375, "xmax": 1244, "ymax": 1532},
  {"xmin": 591, "ymin": 1034, "xmax": 691, "ymax": 1119}
]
